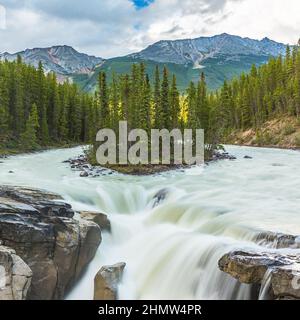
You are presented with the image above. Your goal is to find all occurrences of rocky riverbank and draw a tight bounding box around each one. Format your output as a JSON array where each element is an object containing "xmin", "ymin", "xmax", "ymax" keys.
[
  {"xmin": 219, "ymin": 232, "xmax": 300, "ymax": 300},
  {"xmin": 0, "ymin": 186, "xmax": 103, "ymax": 300},
  {"xmin": 225, "ymin": 117, "xmax": 300, "ymax": 150}
]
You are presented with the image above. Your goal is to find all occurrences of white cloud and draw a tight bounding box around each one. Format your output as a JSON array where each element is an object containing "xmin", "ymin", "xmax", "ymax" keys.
[{"xmin": 0, "ymin": 0, "xmax": 299, "ymax": 58}]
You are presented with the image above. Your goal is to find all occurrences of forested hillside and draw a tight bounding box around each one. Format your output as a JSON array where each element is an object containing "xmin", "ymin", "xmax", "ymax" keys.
[
  {"xmin": 75, "ymin": 53, "xmax": 271, "ymax": 93},
  {"xmin": 0, "ymin": 57, "xmax": 98, "ymax": 152},
  {"xmin": 2, "ymin": 44, "xmax": 300, "ymax": 159},
  {"xmin": 89, "ymin": 46, "xmax": 300, "ymax": 157},
  {"xmin": 0, "ymin": 57, "xmax": 216, "ymax": 159},
  {"xmin": 214, "ymin": 45, "xmax": 300, "ymax": 147}
]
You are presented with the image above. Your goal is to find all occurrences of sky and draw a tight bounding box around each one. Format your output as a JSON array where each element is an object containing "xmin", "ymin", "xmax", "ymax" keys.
[{"xmin": 0, "ymin": 0, "xmax": 300, "ymax": 58}]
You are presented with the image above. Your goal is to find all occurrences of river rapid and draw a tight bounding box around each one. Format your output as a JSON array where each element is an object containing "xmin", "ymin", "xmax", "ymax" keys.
[{"xmin": 0, "ymin": 145, "xmax": 300, "ymax": 300}]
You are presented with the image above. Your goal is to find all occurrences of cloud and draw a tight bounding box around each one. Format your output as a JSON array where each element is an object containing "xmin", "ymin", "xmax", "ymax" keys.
[{"xmin": 0, "ymin": 0, "xmax": 299, "ymax": 58}]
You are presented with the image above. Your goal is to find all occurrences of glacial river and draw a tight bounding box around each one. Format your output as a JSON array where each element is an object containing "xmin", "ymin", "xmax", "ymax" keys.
[{"xmin": 0, "ymin": 145, "xmax": 300, "ymax": 299}]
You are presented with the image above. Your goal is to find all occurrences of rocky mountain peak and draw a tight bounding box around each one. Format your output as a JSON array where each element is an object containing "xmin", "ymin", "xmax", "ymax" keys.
[
  {"xmin": 129, "ymin": 33, "xmax": 287, "ymax": 66},
  {"xmin": 0, "ymin": 45, "xmax": 104, "ymax": 75}
]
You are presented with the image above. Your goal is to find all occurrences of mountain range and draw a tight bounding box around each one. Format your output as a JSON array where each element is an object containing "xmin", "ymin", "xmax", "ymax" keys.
[
  {"xmin": 129, "ymin": 33, "xmax": 286, "ymax": 65},
  {"xmin": 0, "ymin": 33, "xmax": 287, "ymax": 92}
]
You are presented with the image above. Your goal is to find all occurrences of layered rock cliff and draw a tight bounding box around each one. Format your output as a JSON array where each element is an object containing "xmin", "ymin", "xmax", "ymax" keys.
[{"xmin": 0, "ymin": 186, "xmax": 102, "ymax": 300}]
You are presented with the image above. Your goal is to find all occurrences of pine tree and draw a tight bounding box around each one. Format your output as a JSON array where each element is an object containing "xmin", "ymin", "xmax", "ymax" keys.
[
  {"xmin": 98, "ymin": 71, "xmax": 110, "ymax": 128},
  {"xmin": 139, "ymin": 74, "xmax": 151, "ymax": 133},
  {"xmin": 120, "ymin": 74, "xmax": 130, "ymax": 121},
  {"xmin": 47, "ymin": 73, "xmax": 60, "ymax": 140},
  {"xmin": 58, "ymin": 85, "xmax": 68, "ymax": 142},
  {"xmin": 160, "ymin": 66, "xmax": 170, "ymax": 129},
  {"xmin": 19, "ymin": 103, "xmax": 40, "ymax": 151},
  {"xmin": 0, "ymin": 70, "xmax": 9, "ymax": 135},
  {"xmin": 36, "ymin": 62, "xmax": 49, "ymax": 144},
  {"xmin": 129, "ymin": 64, "xmax": 139, "ymax": 129},
  {"xmin": 14, "ymin": 68, "xmax": 25, "ymax": 135},
  {"xmin": 186, "ymin": 81, "xmax": 197, "ymax": 129},
  {"xmin": 153, "ymin": 66, "xmax": 161, "ymax": 128},
  {"xmin": 196, "ymin": 72, "xmax": 209, "ymax": 131},
  {"xmin": 169, "ymin": 75, "xmax": 180, "ymax": 128},
  {"xmin": 110, "ymin": 73, "xmax": 120, "ymax": 132}
]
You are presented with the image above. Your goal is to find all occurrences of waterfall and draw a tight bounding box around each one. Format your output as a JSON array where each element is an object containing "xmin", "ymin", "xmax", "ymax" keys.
[
  {"xmin": 0, "ymin": 145, "xmax": 300, "ymax": 300},
  {"xmin": 258, "ymin": 269, "xmax": 273, "ymax": 300}
]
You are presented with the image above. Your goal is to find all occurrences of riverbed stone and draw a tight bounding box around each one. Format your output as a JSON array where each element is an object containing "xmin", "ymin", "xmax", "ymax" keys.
[
  {"xmin": 94, "ymin": 262, "xmax": 126, "ymax": 300},
  {"xmin": 80, "ymin": 171, "xmax": 89, "ymax": 177}
]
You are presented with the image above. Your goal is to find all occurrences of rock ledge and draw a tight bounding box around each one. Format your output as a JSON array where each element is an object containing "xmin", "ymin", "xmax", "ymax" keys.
[{"xmin": 0, "ymin": 186, "xmax": 102, "ymax": 300}]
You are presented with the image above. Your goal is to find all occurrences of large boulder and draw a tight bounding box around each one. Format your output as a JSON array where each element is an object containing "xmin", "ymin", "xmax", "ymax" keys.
[
  {"xmin": 80, "ymin": 211, "xmax": 111, "ymax": 232},
  {"xmin": 94, "ymin": 262, "xmax": 126, "ymax": 300},
  {"xmin": 0, "ymin": 245, "xmax": 32, "ymax": 300},
  {"xmin": 0, "ymin": 186, "xmax": 102, "ymax": 300},
  {"xmin": 219, "ymin": 250, "xmax": 300, "ymax": 299}
]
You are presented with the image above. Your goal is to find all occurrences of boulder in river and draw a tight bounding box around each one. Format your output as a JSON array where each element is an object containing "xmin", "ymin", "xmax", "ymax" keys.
[
  {"xmin": 0, "ymin": 186, "xmax": 102, "ymax": 300},
  {"xmin": 94, "ymin": 262, "xmax": 126, "ymax": 300},
  {"xmin": 219, "ymin": 250, "xmax": 300, "ymax": 299},
  {"xmin": 80, "ymin": 211, "xmax": 111, "ymax": 232},
  {"xmin": 152, "ymin": 188, "xmax": 169, "ymax": 207},
  {"xmin": 80, "ymin": 171, "xmax": 89, "ymax": 177}
]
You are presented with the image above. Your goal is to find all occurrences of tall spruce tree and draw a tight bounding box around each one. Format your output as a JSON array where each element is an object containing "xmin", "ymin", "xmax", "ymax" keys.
[
  {"xmin": 99, "ymin": 71, "xmax": 110, "ymax": 128},
  {"xmin": 169, "ymin": 75, "xmax": 180, "ymax": 129},
  {"xmin": 153, "ymin": 65, "xmax": 161, "ymax": 128},
  {"xmin": 20, "ymin": 103, "xmax": 39, "ymax": 151},
  {"xmin": 160, "ymin": 66, "xmax": 170, "ymax": 129}
]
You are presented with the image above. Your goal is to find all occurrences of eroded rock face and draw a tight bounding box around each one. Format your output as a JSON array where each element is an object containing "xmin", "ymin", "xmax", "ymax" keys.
[
  {"xmin": 80, "ymin": 211, "xmax": 111, "ymax": 232},
  {"xmin": 254, "ymin": 231, "xmax": 300, "ymax": 249},
  {"xmin": 0, "ymin": 245, "xmax": 32, "ymax": 300},
  {"xmin": 0, "ymin": 186, "xmax": 102, "ymax": 300},
  {"xmin": 94, "ymin": 262, "xmax": 126, "ymax": 300},
  {"xmin": 219, "ymin": 250, "xmax": 300, "ymax": 299}
]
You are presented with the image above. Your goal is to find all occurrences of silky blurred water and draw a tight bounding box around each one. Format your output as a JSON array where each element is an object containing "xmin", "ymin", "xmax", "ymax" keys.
[{"xmin": 0, "ymin": 145, "xmax": 299, "ymax": 300}]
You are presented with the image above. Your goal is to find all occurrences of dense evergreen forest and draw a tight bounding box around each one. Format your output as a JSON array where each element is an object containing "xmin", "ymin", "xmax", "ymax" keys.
[
  {"xmin": 1, "ymin": 45, "xmax": 300, "ymax": 161},
  {"xmin": 0, "ymin": 56, "xmax": 216, "ymax": 159},
  {"xmin": 0, "ymin": 56, "xmax": 97, "ymax": 152},
  {"xmin": 214, "ymin": 45, "xmax": 300, "ymax": 135},
  {"xmin": 96, "ymin": 64, "xmax": 213, "ymax": 140},
  {"xmin": 91, "ymin": 45, "xmax": 300, "ymax": 159}
]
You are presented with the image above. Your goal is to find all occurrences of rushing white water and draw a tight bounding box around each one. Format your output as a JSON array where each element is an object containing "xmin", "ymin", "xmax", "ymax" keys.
[{"xmin": 1, "ymin": 145, "xmax": 300, "ymax": 300}]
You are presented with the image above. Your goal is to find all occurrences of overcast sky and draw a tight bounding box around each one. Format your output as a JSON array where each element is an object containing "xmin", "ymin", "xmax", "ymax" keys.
[{"xmin": 0, "ymin": 0, "xmax": 299, "ymax": 58}]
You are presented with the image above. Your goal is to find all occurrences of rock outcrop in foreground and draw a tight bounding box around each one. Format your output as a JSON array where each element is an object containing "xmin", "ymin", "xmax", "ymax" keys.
[
  {"xmin": 80, "ymin": 211, "xmax": 111, "ymax": 232},
  {"xmin": 94, "ymin": 262, "xmax": 126, "ymax": 300},
  {"xmin": 0, "ymin": 186, "xmax": 102, "ymax": 300},
  {"xmin": 219, "ymin": 250, "xmax": 300, "ymax": 300}
]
